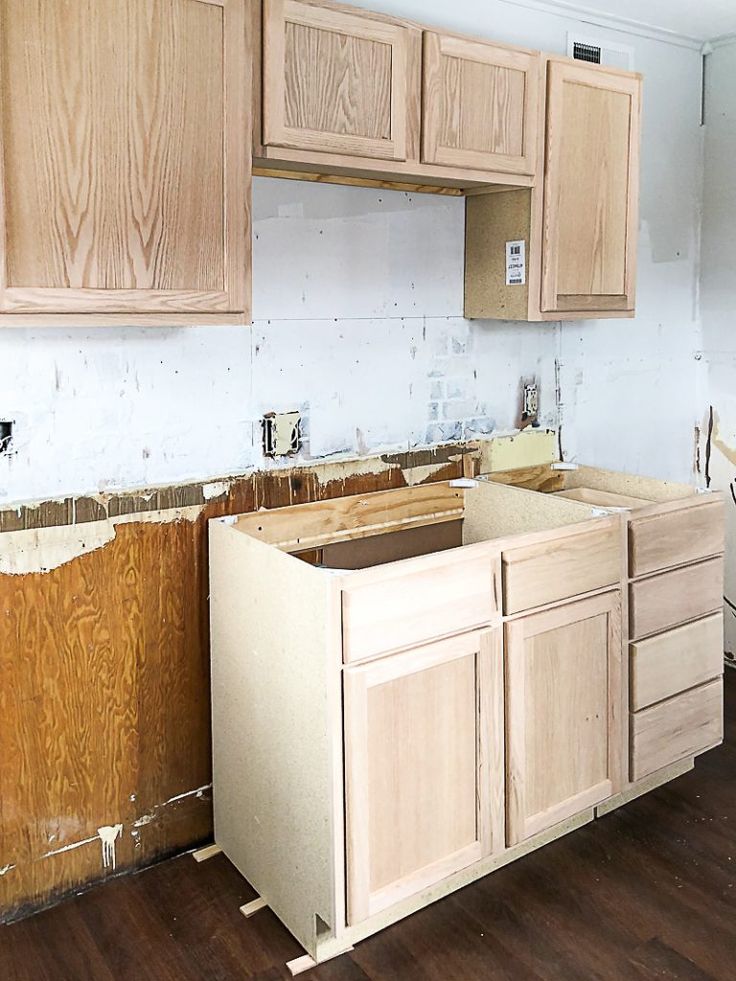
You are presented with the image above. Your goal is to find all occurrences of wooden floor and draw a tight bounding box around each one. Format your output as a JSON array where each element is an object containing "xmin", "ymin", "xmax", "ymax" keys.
[{"xmin": 2, "ymin": 673, "xmax": 735, "ymax": 981}]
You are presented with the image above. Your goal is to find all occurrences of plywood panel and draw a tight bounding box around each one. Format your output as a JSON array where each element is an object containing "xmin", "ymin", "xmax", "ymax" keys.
[{"xmin": 0, "ymin": 448, "xmax": 466, "ymax": 922}]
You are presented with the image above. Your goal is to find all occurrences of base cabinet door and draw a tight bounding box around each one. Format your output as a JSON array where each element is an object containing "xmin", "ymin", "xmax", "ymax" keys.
[
  {"xmin": 263, "ymin": 0, "xmax": 410, "ymax": 161},
  {"xmin": 505, "ymin": 593, "xmax": 622, "ymax": 845},
  {"xmin": 344, "ymin": 628, "xmax": 504, "ymax": 925},
  {"xmin": 541, "ymin": 61, "xmax": 641, "ymax": 316}
]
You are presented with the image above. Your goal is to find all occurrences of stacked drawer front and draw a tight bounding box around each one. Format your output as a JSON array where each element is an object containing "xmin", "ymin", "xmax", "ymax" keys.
[{"xmin": 628, "ymin": 500, "xmax": 725, "ymax": 780}]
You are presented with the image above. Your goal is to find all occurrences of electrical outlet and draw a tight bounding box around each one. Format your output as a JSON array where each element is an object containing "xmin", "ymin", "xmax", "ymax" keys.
[
  {"xmin": 262, "ymin": 411, "xmax": 301, "ymax": 458},
  {"xmin": 522, "ymin": 383, "xmax": 538, "ymax": 425},
  {"xmin": 0, "ymin": 420, "xmax": 14, "ymax": 454}
]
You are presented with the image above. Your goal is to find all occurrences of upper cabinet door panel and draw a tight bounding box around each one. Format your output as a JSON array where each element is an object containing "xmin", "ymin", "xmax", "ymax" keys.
[
  {"xmin": 0, "ymin": 0, "xmax": 250, "ymax": 321},
  {"xmin": 541, "ymin": 61, "xmax": 641, "ymax": 314},
  {"xmin": 422, "ymin": 34, "xmax": 539, "ymax": 176},
  {"xmin": 263, "ymin": 0, "xmax": 409, "ymax": 160}
]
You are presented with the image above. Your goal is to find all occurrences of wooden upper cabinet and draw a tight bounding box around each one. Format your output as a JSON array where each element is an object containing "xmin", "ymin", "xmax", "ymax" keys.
[
  {"xmin": 0, "ymin": 0, "xmax": 251, "ymax": 325},
  {"xmin": 263, "ymin": 0, "xmax": 409, "ymax": 161},
  {"xmin": 422, "ymin": 34, "xmax": 539, "ymax": 176},
  {"xmin": 541, "ymin": 61, "xmax": 641, "ymax": 315},
  {"xmin": 505, "ymin": 592, "xmax": 622, "ymax": 845}
]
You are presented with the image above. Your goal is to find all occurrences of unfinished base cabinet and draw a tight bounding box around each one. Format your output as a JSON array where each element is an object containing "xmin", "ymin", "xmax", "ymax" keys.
[
  {"xmin": 505, "ymin": 593, "xmax": 621, "ymax": 845},
  {"xmin": 210, "ymin": 469, "xmax": 721, "ymax": 968},
  {"xmin": 344, "ymin": 628, "xmax": 503, "ymax": 924}
]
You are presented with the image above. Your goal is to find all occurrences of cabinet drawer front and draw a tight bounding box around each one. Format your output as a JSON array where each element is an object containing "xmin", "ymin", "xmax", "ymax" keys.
[
  {"xmin": 422, "ymin": 33, "xmax": 539, "ymax": 176},
  {"xmin": 629, "ymin": 500, "xmax": 724, "ymax": 577},
  {"xmin": 502, "ymin": 524, "xmax": 620, "ymax": 615},
  {"xmin": 342, "ymin": 552, "xmax": 500, "ymax": 663},
  {"xmin": 263, "ymin": 0, "xmax": 409, "ymax": 161},
  {"xmin": 630, "ymin": 614, "xmax": 724, "ymax": 711},
  {"xmin": 631, "ymin": 678, "xmax": 723, "ymax": 781},
  {"xmin": 629, "ymin": 557, "xmax": 723, "ymax": 641}
]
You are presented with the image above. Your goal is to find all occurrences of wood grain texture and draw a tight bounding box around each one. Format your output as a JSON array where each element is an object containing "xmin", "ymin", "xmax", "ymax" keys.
[
  {"xmin": 629, "ymin": 557, "xmax": 724, "ymax": 641},
  {"xmin": 0, "ymin": 0, "xmax": 250, "ymax": 320},
  {"xmin": 630, "ymin": 613, "xmax": 724, "ymax": 711},
  {"xmin": 344, "ymin": 630, "xmax": 500, "ymax": 924},
  {"xmin": 541, "ymin": 60, "xmax": 641, "ymax": 314},
  {"xmin": 263, "ymin": 0, "xmax": 408, "ymax": 160},
  {"xmin": 341, "ymin": 547, "xmax": 501, "ymax": 663},
  {"xmin": 502, "ymin": 521, "xmax": 622, "ymax": 614},
  {"xmin": 505, "ymin": 592, "xmax": 622, "ymax": 845},
  {"xmin": 631, "ymin": 679, "xmax": 723, "ymax": 780},
  {"xmin": 422, "ymin": 34, "xmax": 539, "ymax": 175},
  {"xmin": 629, "ymin": 499, "xmax": 725, "ymax": 577},
  {"xmin": 0, "ymin": 446, "xmax": 469, "ymax": 923}
]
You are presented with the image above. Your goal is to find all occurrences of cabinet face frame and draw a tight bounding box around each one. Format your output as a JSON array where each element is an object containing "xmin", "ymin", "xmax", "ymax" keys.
[
  {"xmin": 540, "ymin": 60, "xmax": 641, "ymax": 315},
  {"xmin": 263, "ymin": 0, "xmax": 409, "ymax": 161},
  {"xmin": 0, "ymin": 0, "xmax": 251, "ymax": 323},
  {"xmin": 343, "ymin": 627, "xmax": 504, "ymax": 925},
  {"xmin": 505, "ymin": 591, "xmax": 622, "ymax": 845},
  {"xmin": 422, "ymin": 33, "xmax": 539, "ymax": 176}
]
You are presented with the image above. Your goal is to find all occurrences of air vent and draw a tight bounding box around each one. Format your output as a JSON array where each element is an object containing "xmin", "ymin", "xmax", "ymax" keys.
[
  {"xmin": 573, "ymin": 42, "xmax": 601, "ymax": 64},
  {"xmin": 567, "ymin": 33, "xmax": 634, "ymax": 71}
]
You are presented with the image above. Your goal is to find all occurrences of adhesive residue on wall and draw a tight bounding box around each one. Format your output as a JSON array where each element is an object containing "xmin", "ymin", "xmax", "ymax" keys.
[{"xmin": 98, "ymin": 824, "xmax": 123, "ymax": 871}]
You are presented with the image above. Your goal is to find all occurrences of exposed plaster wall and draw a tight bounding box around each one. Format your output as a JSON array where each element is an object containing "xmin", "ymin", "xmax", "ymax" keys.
[
  {"xmin": 0, "ymin": 0, "xmax": 706, "ymax": 505},
  {"xmin": 701, "ymin": 40, "xmax": 736, "ymax": 659}
]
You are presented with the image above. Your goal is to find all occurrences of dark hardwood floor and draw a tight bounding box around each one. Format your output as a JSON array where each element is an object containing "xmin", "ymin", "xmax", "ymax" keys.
[{"xmin": 2, "ymin": 672, "xmax": 735, "ymax": 981}]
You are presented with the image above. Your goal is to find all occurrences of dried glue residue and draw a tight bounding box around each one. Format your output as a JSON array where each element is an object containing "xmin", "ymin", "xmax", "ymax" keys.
[{"xmin": 98, "ymin": 824, "xmax": 123, "ymax": 871}]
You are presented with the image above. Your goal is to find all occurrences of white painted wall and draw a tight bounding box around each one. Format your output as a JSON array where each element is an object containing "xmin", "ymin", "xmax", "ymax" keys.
[
  {"xmin": 0, "ymin": 0, "xmax": 707, "ymax": 504},
  {"xmin": 701, "ymin": 40, "xmax": 736, "ymax": 658}
]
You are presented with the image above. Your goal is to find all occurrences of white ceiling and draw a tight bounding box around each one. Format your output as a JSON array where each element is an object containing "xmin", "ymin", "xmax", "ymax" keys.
[{"xmin": 538, "ymin": 0, "xmax": 736, "ymax": 42}]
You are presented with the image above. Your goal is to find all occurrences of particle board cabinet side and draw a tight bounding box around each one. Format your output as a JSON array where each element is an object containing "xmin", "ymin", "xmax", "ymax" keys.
[{"xmin": 209, "ymin": 519, "xmax": 343, "ymax": 957}]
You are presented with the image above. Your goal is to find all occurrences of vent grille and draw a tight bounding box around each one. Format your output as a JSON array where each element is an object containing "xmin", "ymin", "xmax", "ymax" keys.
[{"xmin": 573, "ymin": 42, "xmax": 602, "ymax": 64}]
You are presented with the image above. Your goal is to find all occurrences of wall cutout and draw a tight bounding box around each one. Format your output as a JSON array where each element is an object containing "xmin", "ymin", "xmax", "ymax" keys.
[
  {"xmin": 0, "ymin": 420, "xmax": 14, "ymax": 454},
  {"xmin": 262, "ymin": 411, "xmax": 302, "ymax": 457}
]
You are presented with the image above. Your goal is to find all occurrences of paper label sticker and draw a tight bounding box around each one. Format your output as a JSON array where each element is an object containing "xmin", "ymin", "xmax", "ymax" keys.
[{"xmin": 505, "ymin": 240, "xmax": 526, "ymax": 286}]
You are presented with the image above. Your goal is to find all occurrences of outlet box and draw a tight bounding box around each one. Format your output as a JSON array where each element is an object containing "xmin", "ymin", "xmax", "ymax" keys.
[
  {"xmin": 262, "ymin": 411, "xmax": 301, "ymax": 458},
  {"xmin": 0, "ymin": 420, "xmax": 14, "ymax": 454}
]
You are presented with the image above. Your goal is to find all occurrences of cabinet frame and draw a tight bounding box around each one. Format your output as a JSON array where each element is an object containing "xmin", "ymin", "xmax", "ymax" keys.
[
  {"xmin": 540, "ymin": 60, "xmax": 641, "ymax": 315},
  {"xmin": 263, "ymin": 0, "xmax": 409, "ymax": 161},
  {"xmin": 505, "ymin": 591, "xmax": 623, "ymax": 845},
  {"xmin": 0, "ymin": 0, "xmax": 251, "ymax": 326},
  {"xmin": 343, "ymin": 627, "xmax": 505, "ymax": 924},
  {"xmin": 422, "ymin": 33, "xmax": 540, "ymax": 176}
]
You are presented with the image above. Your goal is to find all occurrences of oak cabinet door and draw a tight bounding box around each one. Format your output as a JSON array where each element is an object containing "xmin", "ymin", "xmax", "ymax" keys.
[
  {"xmin": 505, "ymin": 593, "xmax": 622, "ymax": 845},
  {"xmin": 422, "ymin": 33, "xmax": 539, "ymax": 176},
  {"xmin": 263, "ymin": 0, "xmax": 409, "ymax": 161},
  {"xmin": 0, "ymin": 0, "xmax": 250, "ymax": 324},
  {"xmin": 541, "ymin": 61, "xmax": 641, "ymax": 315},
  {"xmin": 344, "ymin": 629, "xmax": 504, "ymax": 925}
]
